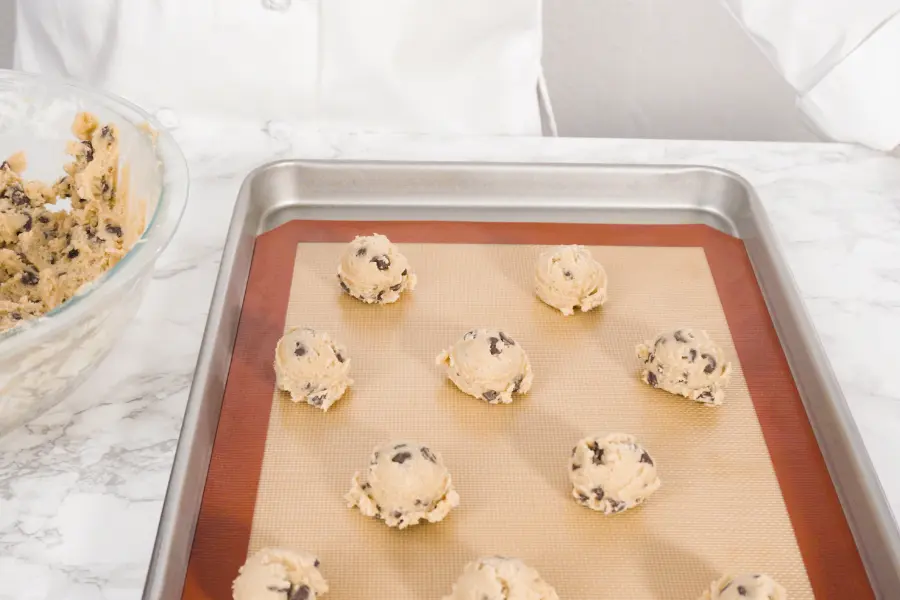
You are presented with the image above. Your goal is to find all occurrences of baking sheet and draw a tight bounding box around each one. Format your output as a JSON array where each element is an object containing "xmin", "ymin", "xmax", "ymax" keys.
[
  {"xmin": 247, "ymin": 242, "xmax": 811, "ymax": 599},
  {"xmin": 146, "ymin": 162, "xmax": 900, "ymax": 600}
]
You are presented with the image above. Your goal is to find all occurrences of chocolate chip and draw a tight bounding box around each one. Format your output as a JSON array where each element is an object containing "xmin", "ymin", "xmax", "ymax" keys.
[
  {"xmin": 10, "ymin": 188, "xmax": 28, "ymax": 206},
  {"xmin": 11, "ymin": 312, "xmax": 21, "ymax": 320},
  {"xmin": 0, "ymin": 161, "xmax": 8, "ymax": 170},
  {"xmin": 562, "ymin": 269, "xmax": 573, "ymax": 279},
  {"xmin": 338, "ymin": 277, "xmax": 351, "ymax": 293},
  {"xmin": 639, "ymin": 451, "xmax": 654, "ymax": 466},
  {"xmin": 313, "ymin": 559, "xmax": 320, "ymax": 568},
  {"xmin": 335, "ymin": 350, "xmax": 345, "ymax": 363},
  {"xmin": 392, "ymin": 451, "xmax": 413, "ymax": 464},
  {"xmin": 498, "ymin": 331, "xmax": 515, "ymax": 346},
  {"xmin": 390, "ymin": 283, "xmax": 402, "ymax": 291},
  {"xmin": 701, "ymin": 353, "xmax": 717, "ymax": 374},
  {"xmin": 101, "ymin": 178, "xmax": 111, "ymax": 195},
  {"xmin": 20, "ymin": 271, "xmax": 38, "ymax": 286},
  {"xmin": 376, "ymin": 290, "xmax": 385, "ymax": 302},
  {"xmin": 571, "ymin": 447, "xmax": 577, "ymax": 457},
  {"xmin": 577, "ymin": 493, "xmax": 589, "ymax": 504},
  {"xmin": 511, "ymin": 374, "xmax": 524, "ymax": 394},
  {"xmin": 646, "ymin": 371, "xmax": 658, "ymax": 387},
  {"xmin": 82, "ymin": 141, "xmax": 94, "ymax": 162},
  {"xmin": 482, "ymin": 390, "xmax": 499, "ymax": 403},
  {"xmin": 689, "ymin": 349, "xmax": 697, "ymax": 362},
  {"xmin": 355, "ymin": 246, "xmax": 367, "ymax": 257},
  {"xmin": 21, "ymin": 215, "xmax": 32, "ymax": 233},
  {"xmin": 608, "ymin": 499, "xmax": 626, "ymax": 513},
  {"xmin": 309, "ymin": 394, "xmax": 326, "ymax": 406},
  {"xmin": 592, "ymin": 445, "xmax": 605, "ymax": 465},
  {"xmin": 105, "ymin": 224, "xmax": 123, "ymax": 237},
  {"xmin": 737, "ymin": 586, "xmax": 747, "ymax": 596},
  {"xmin": 698, "ymin": 390, "xmax": 714, "ymax": 402},
  {"xmin": 370, "ymin": 255, "xmax": 390, "ymax": 271},
  {"xmin": 673, "ymin": 330, "xmax": 688, "ymax": 343},
  {"xmin": 100, "ymin": 125, "xmax": 113, "ymax": 139},
  {"xmin": 67, "ymin": 248, "xmax": 79, "ymax": 259},
  {"xmin": 37, "ymin": 216, "xmax": 49, "ymax": 224},
  {"xmin": 463, "ymin": 330, "xmax": 477, "ymax": 340},
  {"xmin": 401, "ymin": 269, "xmax": 407, "ymax": 276},
  {"xmin": 571, "ymin": 463, "xmax": 581, "ymax": 471},
  {"xmin": 488, "ymin": 337, "xmax": 501, "ymax": 356},
  {"xmin": 294, "ymin": 343, "xmax": 307, "ymax": 357},
  {"xmin": 592, "ymin": 486, "xmax": 605, "ymax": 501},
  {"xmin": 414, "ymin": 498, "xmax": 423, "ymax": 506},
  {"xmin": 392, "ymin": 510, "xmax": 402, "ymax": 519},
  {"xmin": 420, "ymin": 447, "xmax": 437, "ymax": 463},
  {"xmin": 290, "ymin": 584, "xmax": 311, "ymax": 600}
]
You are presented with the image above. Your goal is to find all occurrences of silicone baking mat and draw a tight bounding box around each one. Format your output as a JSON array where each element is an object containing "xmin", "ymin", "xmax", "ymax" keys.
[{"xmin": 182, "ymin": 222, "xmax": 872, "ymax": 600}]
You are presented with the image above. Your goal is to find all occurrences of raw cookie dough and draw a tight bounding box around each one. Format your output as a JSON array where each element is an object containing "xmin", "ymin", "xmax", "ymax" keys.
[
  {"xmin": 698, "ymin": 573, "xmax": 787, "ymax": 600},
  {"xmin": 569, "ymin": 432, "xmax": 661, "ymax": 514},
  {"xmin": 345, "ymin": 440, "xmax": 460, "ymax": 529},
  {"xmin": 436, "ymin": 328, "xmax": 533, "ymax": 404},
  {"xmin": 534, "ymin": 244, "xmax": 608, "ymax": 316},
  {"xmin": 274, "ymin": 327, "xmax": 352, "ymax": 410},
  {"xmin": 0, "ymin": 113, "xmax": 141, "ymax": 332},
  {"xmin": 336, "ymin": 234, "xmax": 416, "ymax": 304},
  {"xmin": 232, "ymin": 547, "xmax": 328, "ymax": 600},
  {"xmin": 443, "ymin": 556, "xmax": 559, "ymax": 600},
  {"xmin": 636, "ymin": 328, "xmax": 732, "ymax": 406}
]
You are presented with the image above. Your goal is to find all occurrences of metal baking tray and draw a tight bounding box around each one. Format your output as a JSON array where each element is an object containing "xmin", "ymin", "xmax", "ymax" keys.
[{"xmin": 143, "ymin": 160, "xmax": 900, "ymax": 599}]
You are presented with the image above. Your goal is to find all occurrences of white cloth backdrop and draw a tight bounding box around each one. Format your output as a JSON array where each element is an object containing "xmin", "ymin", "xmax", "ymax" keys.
[{"xmin": 14, "ymin": 0, "xmax": 544, "ymax": 136}]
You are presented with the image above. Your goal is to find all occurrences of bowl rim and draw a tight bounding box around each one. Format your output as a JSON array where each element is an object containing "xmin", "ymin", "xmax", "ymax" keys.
[{"xmin": 0, "ymin": 68, "xmax": 190, "ymax": 353}]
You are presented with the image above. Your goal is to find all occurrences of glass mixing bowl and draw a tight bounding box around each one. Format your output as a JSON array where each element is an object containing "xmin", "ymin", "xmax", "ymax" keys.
[{"xmin": 0, "ymin": 70, "xmax": 189, "ymax": 437}]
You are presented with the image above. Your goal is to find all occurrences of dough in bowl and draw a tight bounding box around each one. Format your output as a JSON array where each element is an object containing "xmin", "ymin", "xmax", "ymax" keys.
[
  {"xmin": 534, "ymin": 244, "xmax": 608, "ymax": 315},
  {"xmin": 443, "ymin": 556, "xmax": 559, "ymax": 600},
  {"xmin": 232, "ymin": 547, "xmax": 328, "ymax": 600},
  {"xmin": 346, "ymin": 440, "xmax": 460, "ymax": 529},
  {"xmin": 274, "ymin": 327, "xmax": 352, "ymax": 410},
  {"xmin": 336, "ymin": 233, "xmax": 416, "ymax": 304},
  {"xmin": 697, "ymin": 573, "xmax": 786, "ymax": 600},
  {"xmin": 636, "ymin": 328, "xmax": 732, "ymax": 406},
  {"xmin": 436, "ymin": 328, "xmax": 533, "ymax": 404},
  {"xmin": 569, "ymin": 432, "xmax": 661, "ymax": 514}
]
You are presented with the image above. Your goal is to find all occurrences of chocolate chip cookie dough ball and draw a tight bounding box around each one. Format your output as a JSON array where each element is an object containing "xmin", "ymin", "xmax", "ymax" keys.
[
  {"xmin": 232, "ymin": 547, "xmax": 328, "ymax": 600},
  {"xmin": 569, "ymin": 433, "xmax": 661, "ymax": 515},
  {"xmin": 274, "ymin": 327, "xmax": 352, "ymax": 410},
  {"xmin": 336, "ymin": 234, "xmax": 416, "ymax": 304},
  {"xmin": 443, "ymin": 556, "xmax": 560, "ymax": 600},
  {"xmin": 436, "ymin": 329, "xmax": 533, "ymax": 404},
  {"xmin": 698, "ymin": 573, "xmax": 786, "ymax": 600},
  {"xmin": 534, "ymin": 244, "xmax": 608, "ymax": 316},
  {"xmin": 636, "ymin": 328, "xmax": 732, "ymax": 406},
  {"xmin": 345, "ymin": 440, "xmax": 460, "ymax": 529}
]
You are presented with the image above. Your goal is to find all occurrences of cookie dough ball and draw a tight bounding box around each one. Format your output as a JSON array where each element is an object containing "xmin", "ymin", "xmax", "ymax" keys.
[
  {"xmin": 443, "ymin": 556, "xmax": 559, "ymax": 600},
  {"xmin": 232, "ymin": 547, "xmax": 328, "ymax": 600},
  {"xmin": 274, "ymin": 327, "xmax": 352, "ymax": 410},
  {"xmin": 569, "ymin": 433, "xmax": 661, "ymax": 515},
  {"xmin": 337, "ymin": 234, "xmax": 416, "ymax": 304},
  {"xmin": 346, "ymin": 440, "xmax": 460, "ymax": 529},
  {"xmin": 534, "ymin": 245, "xmax": 608, "ymax": 316},
  {"xmin": 636, "ymin": 328, "xmax": 732, "ymax": 406},
  {"xmin": 436, "ymin": 329, "xmax": 533, "ymax": 404},
  {"xmin": 698, "ymin": 573, "xmax": 786, "ymax": 600}
]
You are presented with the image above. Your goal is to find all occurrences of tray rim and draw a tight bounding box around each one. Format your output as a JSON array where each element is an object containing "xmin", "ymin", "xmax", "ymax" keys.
[{"xmin": 143, "ymin": 160, "xmax": 900, "ymax": 599}]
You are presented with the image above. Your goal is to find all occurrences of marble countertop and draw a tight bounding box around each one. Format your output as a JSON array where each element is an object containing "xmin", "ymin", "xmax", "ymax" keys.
[{"xmin": 1, "ymin": 120, "xmax": 899, "ymax": 599}]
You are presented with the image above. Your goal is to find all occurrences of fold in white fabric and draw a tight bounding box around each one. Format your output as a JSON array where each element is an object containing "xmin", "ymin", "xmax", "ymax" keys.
[{"xmin": 723, "ymin": 0, "xmax": 900, "ymax": 150}]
